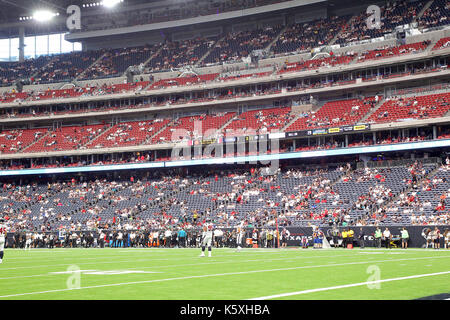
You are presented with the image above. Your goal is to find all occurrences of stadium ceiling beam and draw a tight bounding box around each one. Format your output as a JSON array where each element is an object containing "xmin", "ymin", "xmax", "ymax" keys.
[
  {"xmin": 0, "ymin": 0, "xmax": 28, "ymax": 10},
  {"xmin": 36, "ymin": 0, "xmax": 67, "ymax": 10}
]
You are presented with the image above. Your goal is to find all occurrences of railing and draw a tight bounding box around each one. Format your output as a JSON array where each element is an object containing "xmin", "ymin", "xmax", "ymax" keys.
[
  {"xmin": 357, "ymin": 157, "xmax": 441, "ymax": 169},
  {"xmin": 390, "ymin": 81, "xmax": 450, "ymax": 97}
]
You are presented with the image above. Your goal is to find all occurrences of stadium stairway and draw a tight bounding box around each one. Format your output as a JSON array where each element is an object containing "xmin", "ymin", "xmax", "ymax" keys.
[
  {"xmin": 358, "ymin": 96, "xmax": 386, "ymax": 123},
  {"xmin": 10, "ymin": 183, "xmax": 62, "ymax": 220},
  {"xmin": 137, "ymin": 178, "xmax": 196, "ymax": 221},
  {"xmin": 194, "ymin": 35, "xmax": 225, "ymax": 67},
  {"xmin": 210, "ymin": 113, "xmax": 239, "ymax": 139},
  {"xmin": 29, "ymin": 57, "xmax": 58, "ymax": 85},
  {"xmin": 371, "ymin": 162, "xmax": 441, "ymax": 218},
  {"xmin": 280, "ymin": 112, "xmax": 303, "ymax": 132},
  {"xmin": 80, "ymin": 123, "xmax": 115, "ymax": 149},
  {"xmin": 413, "ymin": 0, "xmax": 435, "ymax": 24},
  {"xmin": 264, "ymin": 24, "xmax": 290, "ymax": 53},
  {"xmin": 327, "ymin": 15, "xmax": 355, "ymax": 46},
  {"xmin": 20, "ymin": 129, "xmax": 52, "ymax": 153},
  {"xmin": 140, "ymin": 118, "xmax": 175, "ymax": 146},
  {"xmin": 73, "ymin": 182, "xmax": 128, "ymax": 224},
  {"xmin": 75, "ymin": 51, "xmax": 108, "ymax": 81},
  {"xmin": 140, "ymin": 46, "xmax": 164, "ymax": 74},
  {"xmin": 209, "ymin": 171, "xmax": 266, "ymax": 224},
  {"xmin": 428, "ymin": 35, "xmax": 448, "ymax": 52}
]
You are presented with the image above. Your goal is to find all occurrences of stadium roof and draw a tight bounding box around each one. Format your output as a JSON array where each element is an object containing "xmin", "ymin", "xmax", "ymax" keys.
[
  {"xmin": 0, "ymin": 0, "xmax": 75, "ymax": 23},
  {"xmin": 0, "ymin": 0, "xmax": 177, "ymax": 25},
  {"xmin": 0, "ymin": 0, "xmax": 163, "ymax": 38}
]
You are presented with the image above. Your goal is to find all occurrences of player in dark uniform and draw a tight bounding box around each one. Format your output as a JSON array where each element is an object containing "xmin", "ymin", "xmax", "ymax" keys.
[{"xmin": 0, "ymin": 218, "xmax": 7, "ymax": 263}]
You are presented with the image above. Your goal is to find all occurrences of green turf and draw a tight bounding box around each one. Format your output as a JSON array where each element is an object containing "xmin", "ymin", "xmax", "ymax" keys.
[{"xmin": 0, "ymin": 247, "xmax": 448, "ymax": 300}]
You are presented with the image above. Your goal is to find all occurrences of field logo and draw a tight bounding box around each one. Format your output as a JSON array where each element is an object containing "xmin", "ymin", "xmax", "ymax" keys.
[
  {"xmin": 366, "ymin": 5, "xmax": 381, "ymax": 30},
  {"xmin": 366, "ymin": 265, "xmax": 381, "ymax": 289},
  {"xmin": 66, "ymin": 264, "xmax": 81, "ymax": 290}
]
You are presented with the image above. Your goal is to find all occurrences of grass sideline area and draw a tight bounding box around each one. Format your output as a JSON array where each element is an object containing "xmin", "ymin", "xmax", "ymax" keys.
[{"xmin": 0, "ymin": 247, "xmax": 448, "ymax": 300}]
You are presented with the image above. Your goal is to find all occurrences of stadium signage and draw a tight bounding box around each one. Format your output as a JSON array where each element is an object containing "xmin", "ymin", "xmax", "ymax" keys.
[
  {"xmin": 2, "ymin": 138, "xmax": 450, "ymax": 176},
  {"xmin": 191, "ymin": 134, "xmax": 268, "ymax": 146},
  {"xmin": 343, "ymin": 126, "xmax": 354, "ymax": 132},
  {"xmin": 311, "ymin": 128, "xmax": 328, "ymax": 135},
  {"xmin": 224, "ymin": 137, "xmax": 237, "ymax": 143},
  {"xmin": 236, "ymin": 134, "xmax": 268, "ymax": 142},
  {"xmin": 285, "ymin": 124, "xmax": 370, "ymax": 138},
  {"xmin": 353, "ymin": 124, "xmax": 369, "ymax": 131},
  {"xmin": 327, "ymin": 127, "xmax": 342, "ymax": 134}
]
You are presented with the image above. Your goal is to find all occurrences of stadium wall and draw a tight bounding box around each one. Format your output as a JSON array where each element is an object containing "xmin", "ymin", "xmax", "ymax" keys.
[
  {"xmin": 5, "ymin": 226, "xmax": 447, "ymax": 249},
  {"xmin": 285, "ymin": 226, "xmax": 448, "ymax": 248}
]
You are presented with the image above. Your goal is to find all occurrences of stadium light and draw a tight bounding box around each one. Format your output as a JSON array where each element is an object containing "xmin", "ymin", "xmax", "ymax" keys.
[
  {"xmin": 33, "ymin": 10, "xmax": 58, "ymax": 22},
  {"xmin": 102, "ymin": 0, "xmax": 123, "ymax": 8}
]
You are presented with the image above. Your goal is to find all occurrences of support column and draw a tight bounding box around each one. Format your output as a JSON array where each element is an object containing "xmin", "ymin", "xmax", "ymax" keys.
[{"xmin": 19, "ymin": 27, "xmax": 25, "ymax": 62}]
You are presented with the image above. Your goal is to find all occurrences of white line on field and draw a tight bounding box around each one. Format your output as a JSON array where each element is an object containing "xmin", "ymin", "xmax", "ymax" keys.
[
  {"xmin": 0, "ymin": 256, "xmax": 448, "ymax": 298},
  {"xmin": 0, "ymin": 253, "xmax": 363, "ymax": 278},
  {"xmin": 0, "ymin": 252, "xmax": 366, "ymax": 271},
  {"xmin": 248, "ymin": 271, "xmax": 450, "ymax": 300}
]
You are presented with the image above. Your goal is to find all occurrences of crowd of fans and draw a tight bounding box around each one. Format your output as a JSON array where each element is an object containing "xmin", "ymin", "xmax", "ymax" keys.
[
  {"xmin": 1, "ymin": 0, "xmax": 448, "ymax": 88},
  {"xmin": 418, "ymin": 0, "xmax": 449, "ymax": 30},
  {"xmin": 335, "ymin": 0, "xmax": 425, "ymax": 45},
  {"xmin": 0, "ymin": 158, "xmax": 447, "ymax": 240},
  {"xmin": 271, "ymin": 16, "xmax": 348, "ymax": 55},
  {"xmin": 0, "ymin": 87, "xmax": 448, "ymax": 155}
]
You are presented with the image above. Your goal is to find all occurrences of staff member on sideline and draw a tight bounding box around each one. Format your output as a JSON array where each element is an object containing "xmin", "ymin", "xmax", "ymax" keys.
[
  {"xmin": 401, "ymin": 227, "xmax": 409, "ymax": 249},
  {"xmin": 347, "ymin": 228, "xmax": 354, "ymax": 248},
  {"xmin": 383, "ymin": 227, "xmax": 392, "ymax": 249},
  {"xmin": 374, "ymin": 227, "xmax": 382, "ymax": 248},
  {"xmin": 359, "ymin": 228, "xmax": 365, "ymax": 249},
  {"xmin": 342, "ymin": 229, "xmax": 348, "ymax": 248}
]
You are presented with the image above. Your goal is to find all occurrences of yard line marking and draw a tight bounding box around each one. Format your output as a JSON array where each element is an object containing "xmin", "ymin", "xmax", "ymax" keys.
[
  {"xmin": 249, "ymin": 271, "xmax": 450, "ymax": 300},
  {"xmin": 1, "ymin": 249, "xmax": 448, "ymax": 273},
  {"xmin": 0, "ymin": 256, "xmax": 448, "ymax": 298},
  {"xmin": 0, "ymin": 250, "xmax": 292, "ymax": 262},
  {"xmin": 0, "ymin": 252, "xmax": 369, "ymax": 271},
  {"xmin": 0, "ymin": 253, "xmax": 364, "ymax": 278}
]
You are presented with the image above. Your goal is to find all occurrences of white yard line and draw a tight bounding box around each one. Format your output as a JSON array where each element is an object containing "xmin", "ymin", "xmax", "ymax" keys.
[
  {"xmin": 249, "ymin": 271, "xmax": 450, "ymax": 300},
  {"xmin": 0, "ymin": 255, "xmax": 448, "ymax": 298},
  {"xmin": 0, "ymin": 253, "xmax": 363, "ymax": 277},
  {"xmin": 0, "ymin": 252, "xmax": 364, "ymax": 271}
]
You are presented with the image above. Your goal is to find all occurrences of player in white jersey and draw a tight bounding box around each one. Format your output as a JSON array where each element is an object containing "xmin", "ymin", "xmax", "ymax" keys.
[
  {"xmin": 25, "ymin": 232, "xmax": 32, "ymax": 250},
  {"xmin": 236, "ymin": 224, "xmax": 245, "ymax": 252},
  {"xmin": 199, "ymin": 224, "xmax": 214, "ymax": 257},
  {"xmin": 0, "ymin": 219, "xmax": 7, "ymax": 263}
]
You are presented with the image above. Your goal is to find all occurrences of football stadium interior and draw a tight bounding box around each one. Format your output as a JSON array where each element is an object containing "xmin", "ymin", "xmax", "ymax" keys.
[{"xmin": 0, "ymin": 0, "xmax": 449, "ymax": 301}]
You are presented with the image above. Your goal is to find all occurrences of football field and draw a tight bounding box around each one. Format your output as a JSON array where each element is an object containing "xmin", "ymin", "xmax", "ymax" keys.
[{"xmin": 0, "ymin": 247, "xmax": 448, "ymax": 300}]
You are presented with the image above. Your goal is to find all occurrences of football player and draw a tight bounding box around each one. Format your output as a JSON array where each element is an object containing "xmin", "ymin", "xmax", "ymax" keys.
[
  {"xmin": 236, "ymin": 223, "xmax": 245, "ymax": 252},
  {"xmin": 0, "ymin": 218, "xmax": 6, "ymax": 263},
  {"xmin": 25, "ymin": 231, "xmax": 32, "ymax": 250},
  {"xmin": 199, "ymin": 223, "xmax": 214, "ymax": 257}
]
